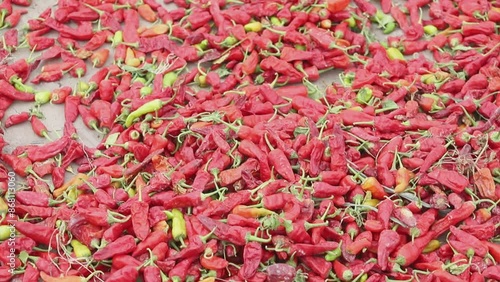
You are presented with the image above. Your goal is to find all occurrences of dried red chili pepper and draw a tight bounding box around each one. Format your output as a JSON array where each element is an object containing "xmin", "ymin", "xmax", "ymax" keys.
[
  {"xmin": 93, "ymin": 234, "xmax": 136, "ymax": 261},
  {"xmin": 238, "ymin": 242, "xmax": 262, "ymax": 280}
]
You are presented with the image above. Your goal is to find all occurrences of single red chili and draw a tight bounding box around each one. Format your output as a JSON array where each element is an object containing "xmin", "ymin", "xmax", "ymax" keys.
[
  {"xmin": 93, "ymin": 234, "xmax": 136, "ymax": 261},
  {"xmin": 5, "ymin": 111, "xmax": 30, "ymax": 128},
  {"xmin": 238, "ymin": 242, "xmax": 262, "ymax": 280}
]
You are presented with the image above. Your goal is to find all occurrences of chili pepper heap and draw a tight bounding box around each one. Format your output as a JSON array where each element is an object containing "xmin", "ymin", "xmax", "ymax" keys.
[{"xmin": 0, "ymin": 0, "xmax": 500, "ymax": 281}]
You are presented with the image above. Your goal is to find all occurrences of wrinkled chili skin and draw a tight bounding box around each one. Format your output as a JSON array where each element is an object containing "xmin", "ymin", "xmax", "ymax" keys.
[
  {"xmin": 1, "ymin": 0, "xmax": 500, "ymax": 280},
  {"xmin": 239, "ymin": 242, "xmax": 263, "ymax": 280}
]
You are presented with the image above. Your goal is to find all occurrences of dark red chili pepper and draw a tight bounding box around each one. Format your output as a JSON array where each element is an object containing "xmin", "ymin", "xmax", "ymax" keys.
[
  {"xmin": 16, "ymin": 205, "xmax": 53, "ymax": 218},
  {"xmin": 197, "ymin": 215, "xmax": 249, "ymax": 246},
  {"xmin": 301, "ymin": 256, "xmax": 331, "ymax": 279},
  {"xmin": 449, "ymin": 226, "xmax": 488, "ymax": 257},
  {"xmin": 204, "ymin": 190, "xmax": 251, "ymax": 217}
]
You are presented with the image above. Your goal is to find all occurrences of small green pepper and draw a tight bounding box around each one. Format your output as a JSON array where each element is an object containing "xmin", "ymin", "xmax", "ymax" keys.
[
  {"xmin": 345, "ymin": 17, "xmax": 357, "ymax": 28},
  {"xmin": 163, "ymin": 72, "xmax": 178, "ymax": 88},
  {"xmin": 195, "ymin": 39, "xmax": 209, "ymax": 51},
  {"xmin": 220, "ymin": 36, "xmax": 238, "ymax": 48},
  {"xmin": 77, "ymin": 81, "xmax": 90, "ymax": 93},
  {"xmin": 386, "ymin": 47, "xmax": 405, "ymax": 61},
  {"xmin": 356, "ymin": 87, "xmax": 373, "ymax": 105},
  {"xmin": 424, "ymin": 25, "xmax": 438, "ymax": 36},
  {"xmin": 35, "ymin": 91, "xmax": 52, "ymax": 105},
  {"xmin": 294, "ymin": 44, "xmax": 306, "ymax": 51},
  {"xmin": 270, "ymin": 16, "xmax": 283, "ymax": 26},
  {"xmin": 140, "ymin": 86, "xmax": 153, "ymax": 97},
  {"xmin": 325, "ymin": 242, "xmax": 342, "ymax": 261},
  {"xmin": 111, "ymin": 30, "xmax": 123, "ymax": 47},
  {"xmin": 132, "ymin": 77, "xmax": 147, "ymax": 85},
  {"xmin": 0, "ymin": 225, "xmax": 11, "ymax": 241},
  {"xmin": 383, "ymin": 22, "xmax": 396, "ymax": 34}
]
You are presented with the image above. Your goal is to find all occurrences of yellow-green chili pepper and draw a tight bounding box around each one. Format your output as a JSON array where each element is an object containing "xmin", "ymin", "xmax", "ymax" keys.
[
  {"xmin": 244, "ymin": 22, "xmax": 263, "ymax": 32},
  {"xmin": 424, "ymin": 25, "xmax": 438, "ymax": 35},
  {"xmin": 71, "ymin": 239, "xmax": 91, "ymax": 258},
  {"xmin": 383, "ymin": 22, "xmax": 397, "ymax": 34},
  {"xmin": 140, "ymin": 86, "xmax": 153, "ymax": 97},
  {"xmin": 386, "ymin": 47, "xmax": 405, "ymax": 61},
  {"xmin": 270, "ymin": 16, "xmax": 283, "ymax": 26},
  {"xmin": 112, "ymin": 31, "xmax": 123, "ymax": 47},
  {"xmin": 0, "ymin": 225, "xmax": 11, "ymax": 241},
  {"xmin": 124, "ymin": 98, "xmax": 166, "ymax": 127},
  {"xmin": 13, "ymin": 80, "xmax": 35, "ymax": 93},
  {"xmin": 355, "ymin": 87, "xmax": 373, "ymax": 105},
  {"xmin": 171, "ymin": 209, "xmax": 186, "ymax": 242},
  {"xmin": 34, "ymin": 91, "xmax": 52, "ymax": 105},
  {"xmin": 163, "ymin": 72, "xmax": 178, "ymax": 88}
]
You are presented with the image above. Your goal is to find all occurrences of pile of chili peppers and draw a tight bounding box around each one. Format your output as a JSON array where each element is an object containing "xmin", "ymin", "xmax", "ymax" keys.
[{"xmin": 0, "ymin": 0, "xmax": 500, "ymax": 281}]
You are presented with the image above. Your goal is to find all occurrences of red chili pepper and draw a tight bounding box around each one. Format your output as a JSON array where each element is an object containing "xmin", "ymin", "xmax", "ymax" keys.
[
  {"xmin": 2, "ymin": 8, "xmax": 27, "ymax": 28},
  {"xmin": 26, "ymin": 136, "xmax": 69, "ymax": 162},
  {"xmin": 200, "ymin": 255, "xmax": 229, "ymax": 271},
  {"xmin": 131, "ymin": 200, "xmax": 150, "ymax": 241},
  {"xmin": 93, "ymin": 234, "xmax": 136, "ymax": 261},
  {"xmin": 376, "ymin": 229, "xmax": 400, "ymax": 271},
  {"xmin": 12, "ymin": 220, "xmax": 60, "ymax": 248},
  {"xmin": 301, "ymin": 256, "xmax": 331, "ymax": 279},
  {"xmin": 0, "ymin": 79, "xmax": 35, "ymax": 101},
  {"xmin": 431, "ymin": 201, "xmax": 476, "ymax": 236},
  {"xmin": 16, "ymin": 205, "xmax": 53, "ymax": 218},
  {"xmin": 238, "ymin": 242, "xmax": 262, "ymax": 280},
  {"xmin": 449, "ymin": 226, "xmax": 488, "ymax": 257},
  {"xmin": 393, "ymin": 231, "xmax": 436, "ymax": 267},
  {"xmin": 106, "ymin": 266, "xmax": 139, "ymax": 282},
  {"xmin": 5, "ymin": 111, "xmax": 30, "ymax": 128},
  {"xmin": 427, "ymin": 168, "xmax": 469, "ymax": 193},
  {"xmin": 333, "ymin": 260, "xmax": 353, "ymax": 282},
  {"xmin": 267, "ymin": 148, "xmax": 295, "ymax": 182}
]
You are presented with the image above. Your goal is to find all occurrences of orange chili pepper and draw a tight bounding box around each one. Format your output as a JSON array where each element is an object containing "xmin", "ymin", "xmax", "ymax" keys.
[
  {"xmin": 40, "ymin": 271, "xmax": 100, "ymax": 282},
  {"xmin": 140, "ymin": 24, "xmax": 169, "ymax": 37},
  {"xmin": 153, "ymin": 220, "xmax": 169, "ymax": 232},
  {"xmin": 137, "ymin": 4, "xmax": 157, "ymax": 22},
  {"xmin": 473, "ymin": 168, "xmax": 498, "ymax": 200},
  {"xmin": 190, "ymin": 121, "xmax": 213, "ymax": 130},
  {"xmin": 125, "ymin": 47, "xmax": 141, "ymax": 67},
  {"xmin": 361, "ymin": 177, "xmax": 387, "ymax": 200},
  {"xmin": 152, "ymin": 155, "xmax": 173, "ymax": 172},
  {"xmin": 90, "ymin": 48, "xmax": 110, "ymax": 68},
  {"xmin": 52, "ymin": 173, "xmax": 89, "ymax": 198},
  {"xmin": 231, "ymin": 205, "xmax": 274, "ymax": 218},
  {"xmin": 394, "ymin": 167, "xmax": 415, "ymax": 193}
]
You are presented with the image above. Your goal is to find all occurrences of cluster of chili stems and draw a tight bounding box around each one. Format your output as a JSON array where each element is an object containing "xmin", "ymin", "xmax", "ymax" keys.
[{"xmin": 0, "ymin": 0, "xmax": 500, "ymax": 281}]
